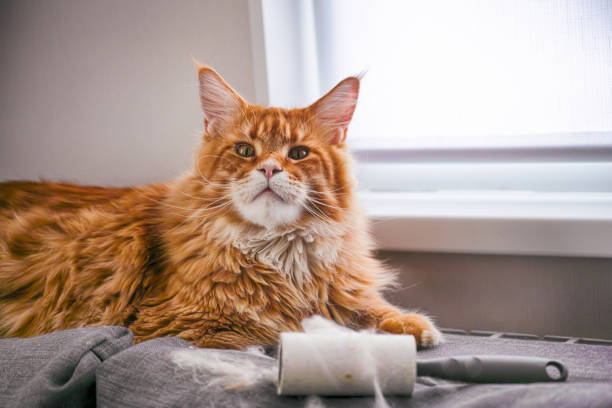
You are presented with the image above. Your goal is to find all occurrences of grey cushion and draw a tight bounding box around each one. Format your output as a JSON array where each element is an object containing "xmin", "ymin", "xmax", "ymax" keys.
[
  {"xmin": 0, "ymin": 326, "xmax": 133, "ymax": 408},
  {"xmin": 96, "ymin": 333, "xmax": 612, "ymax": 408}
]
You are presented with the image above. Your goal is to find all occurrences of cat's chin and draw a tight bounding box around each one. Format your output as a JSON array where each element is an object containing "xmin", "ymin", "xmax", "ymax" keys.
[{"xmin": 234, "ymin": 194, "xmax": 303, "ymax": 229}]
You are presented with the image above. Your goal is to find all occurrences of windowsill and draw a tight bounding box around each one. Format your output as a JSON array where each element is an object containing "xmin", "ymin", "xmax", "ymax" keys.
[{"xmin": 359, "ymin": 191, "xmax": 612, "ymax": 258}]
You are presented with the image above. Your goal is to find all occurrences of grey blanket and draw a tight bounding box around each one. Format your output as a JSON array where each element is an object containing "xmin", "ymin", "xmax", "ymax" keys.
[
  {"xmin": 97, "ymin": 332, "xmax": 612, "ymax": 408},
  {"xmin": 2, "ymin": 327, "xmax": 611, "ymax": 407},
  {"xmin": 0, "ymin": 326, "xmax": 132, "ymax": 408}
]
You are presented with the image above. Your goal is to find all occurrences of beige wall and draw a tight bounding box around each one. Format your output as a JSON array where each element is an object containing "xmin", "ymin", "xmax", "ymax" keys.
[
  {"xmin": 379, "ymin": 251, "xmax": 612, "ymax": 339},
  {"xmin": 0, "ymin": 0, "xmax": 257, "ymax": 186}
]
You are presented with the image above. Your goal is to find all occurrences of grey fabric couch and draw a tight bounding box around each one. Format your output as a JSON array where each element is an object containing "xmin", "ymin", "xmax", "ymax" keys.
[{"xmin": 2, "ymin": 326, "xmax": 611, "ymax": 407}]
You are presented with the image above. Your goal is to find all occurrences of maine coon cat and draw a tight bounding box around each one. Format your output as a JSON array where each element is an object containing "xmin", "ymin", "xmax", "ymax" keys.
[{"xmin": 0, "ymin": 64, "xmax": 442, "ymax": 348}]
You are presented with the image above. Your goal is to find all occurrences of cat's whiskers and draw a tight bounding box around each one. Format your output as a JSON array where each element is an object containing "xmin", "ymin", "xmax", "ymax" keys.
[
  {"xmin": 307, "ymin": 188, "xmax": 348, "ymax": 197},
  {"xmin": 301, "ymin": 202, "xmax": 337, "ymax": 226},
  {"xmin": 304, "ymin": 178, "xmax": 350, "ymax": 196},
  {"xmin": 178, "ymin": 189, "xmax": 211, "ymax": 201},
  {"xmin": 138, "ymin": 192, "xmax": 201, "ymax": 213},
  {"xmin": 193, "ymin": 181, "xmax": 233, "ymax": 194},
  {"xmin": 303, "ymin": 207, "xmax": 337, "ymax": 228},
  {"xmin": 164, "ymin": 199, "xmax": 234, "ymax": 235},
  {"xmin": 194, "ymin": 167, "xmax": 232, "ymax": 190},
  {"xmin": 177, "ymin": 183, "xmax": 234, "ymax": 202},
  {"xmin": 177, "ymin": 201, "xmax": 233, "ymax": 224},
  {"xmin": 168, "ymin": 175, "xmax": 269, "ymax": 233},
  {"xmin": 305, "ymin": 196, "xmax": 344, "ymax": 212},
  {"xmin": 194, "ymin": 155, "xmax": 247, "ymax": 190},
  {"xmin": 303, "ymin": 186, "xmax": 340, "ymax": 199},
  {"xmin": 303, "ymin": 185, "xmax": 347, "ymax": 211},
  {"xmin": 137, "ymin": 187, "xmax": 233, "ymax": 217}
]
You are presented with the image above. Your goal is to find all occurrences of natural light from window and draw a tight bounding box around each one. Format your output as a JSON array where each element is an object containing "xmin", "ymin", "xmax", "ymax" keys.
[{"xmin": 314, "ymin": 0, "xmax": 612, "ymax": 149}]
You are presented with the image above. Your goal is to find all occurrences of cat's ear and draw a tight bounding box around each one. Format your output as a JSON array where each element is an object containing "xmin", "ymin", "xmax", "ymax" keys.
[
  {"xmin": 308, "ymin": 76, "xmax": 360, "ymax": 145},
  {"xmin": 196, "ymin": 62, "xmax": 245, "ymax": 136}
]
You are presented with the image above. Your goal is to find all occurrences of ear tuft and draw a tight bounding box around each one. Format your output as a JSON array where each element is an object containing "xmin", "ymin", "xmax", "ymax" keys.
[
  {"xmin": 309, "ymin": 77, "xmax": 360, "ymax": 145},
  {"xmin": 196, "ymin": 63, "xmax": 245, "ymax": 135}
]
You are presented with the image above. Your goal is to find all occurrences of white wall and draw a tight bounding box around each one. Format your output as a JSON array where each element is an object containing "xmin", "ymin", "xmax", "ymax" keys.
[{"xmin": 0, "ymin": 0, "xmax": 259, "ymax": 186}]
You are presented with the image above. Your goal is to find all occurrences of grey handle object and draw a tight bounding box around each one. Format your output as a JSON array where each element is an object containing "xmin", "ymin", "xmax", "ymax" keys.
[{"xmin": 417, "ymin": 355, "xmax": 568, "ymax": 383}]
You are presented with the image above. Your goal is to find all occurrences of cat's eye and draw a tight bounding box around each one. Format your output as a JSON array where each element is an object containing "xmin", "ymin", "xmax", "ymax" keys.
[
  {"xmin": 288, "ymin": 146, "xmax": 309, "ymax": 160},
  {"xmin": 235, "ymin": 143, "xmax": 255, "ymax": 158}
]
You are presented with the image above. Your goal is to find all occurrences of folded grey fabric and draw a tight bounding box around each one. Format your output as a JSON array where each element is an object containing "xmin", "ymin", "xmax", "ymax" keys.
[
  {"xmin": 0, "ymin": 326, "xmax": 133, "ymax": 408},
  {"xmin": 97, "ymin": 333, "xmax": 612, "ymax": 408}
]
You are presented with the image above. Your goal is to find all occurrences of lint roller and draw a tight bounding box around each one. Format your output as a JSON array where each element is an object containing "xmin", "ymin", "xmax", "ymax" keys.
[{"xmin": 277, "ymin": 332, "xmax": 568, "ymax": 396}]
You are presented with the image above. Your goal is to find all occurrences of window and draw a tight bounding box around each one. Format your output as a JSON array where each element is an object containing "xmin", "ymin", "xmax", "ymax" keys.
[
  {"xmin": 251, "ymin": 0, "xmax": 612, "ymax": 256},
  {"xmin": 314, "ymin": 0, "xmax": 612, "ymax": 150}
]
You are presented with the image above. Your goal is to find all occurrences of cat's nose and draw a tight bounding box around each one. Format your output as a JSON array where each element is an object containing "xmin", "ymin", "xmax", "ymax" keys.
[{"xmin": 257, "ymin": 162, "xmax": 283, "ymax": 180}]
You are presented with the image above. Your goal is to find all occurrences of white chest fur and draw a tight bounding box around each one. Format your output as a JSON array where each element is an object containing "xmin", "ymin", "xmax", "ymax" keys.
[{"xmin": 232, "ymin": 225, "xmax": 344, "ymax": 287}]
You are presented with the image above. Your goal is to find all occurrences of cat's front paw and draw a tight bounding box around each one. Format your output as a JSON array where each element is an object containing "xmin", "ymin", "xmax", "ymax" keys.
[{"xmin": 379, "ymin": 313, "xmax": 443, "ymax": 348}]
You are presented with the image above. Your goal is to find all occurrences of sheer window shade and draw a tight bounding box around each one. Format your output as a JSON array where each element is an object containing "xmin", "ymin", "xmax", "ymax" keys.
[{"xmin": 312, "ymin": 0, "xmax": 612, "ymax": 150}]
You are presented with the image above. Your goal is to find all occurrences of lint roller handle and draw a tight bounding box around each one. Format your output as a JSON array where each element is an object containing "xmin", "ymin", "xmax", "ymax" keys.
[{"xmin": 417, "ymin": 355, "xmax": 568, "ymax": 383}]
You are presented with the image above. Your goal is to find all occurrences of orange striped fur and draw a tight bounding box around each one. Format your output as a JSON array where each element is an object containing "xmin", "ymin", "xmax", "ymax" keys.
[{"xmin": 0, "ymin": 65, "xmax": 441, "ymax": 348}]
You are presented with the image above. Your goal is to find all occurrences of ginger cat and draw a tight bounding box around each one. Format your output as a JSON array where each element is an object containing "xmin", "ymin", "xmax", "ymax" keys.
[{"xmin": 0, "ymin": 65, "xmax": 442, "ymax": 348}]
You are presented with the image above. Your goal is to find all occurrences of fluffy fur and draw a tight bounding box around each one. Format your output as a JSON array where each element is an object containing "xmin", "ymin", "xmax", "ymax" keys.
[{"xmin": 0, "ymin": 65, "xmax": 442, "ymax": 348}]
